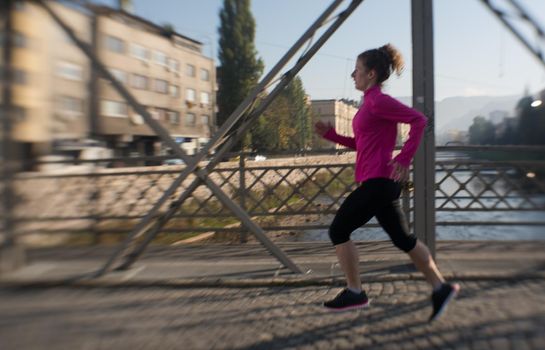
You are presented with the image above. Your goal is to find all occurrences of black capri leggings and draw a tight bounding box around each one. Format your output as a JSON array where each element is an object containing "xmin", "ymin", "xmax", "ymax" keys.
[{"xmin": 329, "ymin": 177, "xmax": 417, "ymax": 252}]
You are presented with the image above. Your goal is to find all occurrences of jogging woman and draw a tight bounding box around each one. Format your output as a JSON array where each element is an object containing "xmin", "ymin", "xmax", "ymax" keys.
[{"xmin": 315, "ymin": 43, "xmax": 459, "ymax": 322}]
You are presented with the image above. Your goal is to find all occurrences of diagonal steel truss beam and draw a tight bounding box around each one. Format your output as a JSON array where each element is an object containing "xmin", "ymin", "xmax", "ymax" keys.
[
  {"xmin": 114, "ymin": 0, "xmax": 366, "ymax": 272},
  {"xmin": 39, "ymin": 0, "xmax": 364, "ymax": 276},
  {"xmin": 480, "ymin": 0, "xmax": 545, "ymax": 69},
  {"xmin": 38, "ymin": 0, "xmax": 301, "ymax": 275},
  {"xmin": 99, "ymin": 4, "xmax": 338, "ymax": 270}
]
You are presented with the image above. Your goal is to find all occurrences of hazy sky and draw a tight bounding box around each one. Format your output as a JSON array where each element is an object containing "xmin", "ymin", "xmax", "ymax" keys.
[{"xmin": 92, "ymin": 0, "xmax": 545, "ymax": 101}]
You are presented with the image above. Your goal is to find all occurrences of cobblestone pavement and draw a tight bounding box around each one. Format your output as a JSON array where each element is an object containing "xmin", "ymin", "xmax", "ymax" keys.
[{"xmin": 1, "ymin": 279, "xmax": 544, "ymax": 350}]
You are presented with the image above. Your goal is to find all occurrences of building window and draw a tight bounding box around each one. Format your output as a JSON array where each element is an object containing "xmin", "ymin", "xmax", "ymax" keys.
[
  {"xmin": 186, "ymin": 88, "xmax": 196, "ymax": 102},
  {"xmin": 154, "ymin": 79, "xmax": 168, "ymax": 94},
  {"xmin": 201, "ymin": 115, "xmax": 210, "ymax": 125},
  {"xmin": 153, "ymin": 51, "xmax": 168, "ymax": 66},
  {"xmin": 170, "ymin": 85, "xmax": 179, "ymax": 98},
  {"xmin": 14, "ymin": 1, "xmax": 26, "ymax": 11},
  {"xmin": 13, "ymin": 68, "xmax": 27, "ymax": 85},
  {"xmin": 13, "ymin": 32, "xmax": 26, "ymax": 48},
  {"xmin": 149, "ymin": 108, "xmax": 160, "ymax": 120},
  {"xmin": 185, "ymin": 113, "xmax": 196, "ymax": 126},
  {"xmin": 108, "ymin": 68, "xmax": 128, "ymax": 84},
  {"xmin": 186, "ymin": 64, "xmax": 196, "ymax": 77},
  {"xmin": 130, "ymin": 112, "xmax": 144, "ymax": 125},
  {"xmin": 130, "ymin": 43, "xmax": 149, "ymax": 61},
  {"xmin": 101, "ymin": 100, "xmax": 127, "ymax": 118},
  {"xmin": 131, "ymin": 74, "xmax": 148, "ymax": 90},
  {"xmin": 105, "ymin": 35, "xmax": 125, "ymax": 54},
  {"xmin": 200, "ymin": 92, "xmax": 210, "ymax": 105},
  {"xmin": 168, "ymin": 58, "xmax": 179, "ymax": 73},
  {"xmin": 57, "ymin": 96, "xmax": 83, "ymax": 115},
  {"xmin": 168, "ymin": 111, "xmax": 180, "ymax": 124},
  {"xmin": 157, "ymin": 108, "xmax": 167, "ymax": 122},
  {"xmin": 11, "ymin": 106, "xmax": 26, "ymax": 122},
  {"xmin": 56, "ymin": 61, "xmax": 83, "ymax": 81},
  {"xmin": 200, "ymin": 68, "xmax": 210, "ymax": 81}
]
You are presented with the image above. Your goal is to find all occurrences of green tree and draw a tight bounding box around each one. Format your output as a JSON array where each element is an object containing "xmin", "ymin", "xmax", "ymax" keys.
[
  {"xmin": 251, "ymin": 112, "xmax": 278, "ymax": 152},
  {"xmin": 217, "ymin": 0, "xmax": 264, "ymax": 149},
  {"xmin": 161, "ymin": 23, "xmax": 175, "ymax": 37},
  {"xmin": 468, "ymin": 116, "xmax": 496, "ymax": 145},
  {"xmin": 497, "ymin": 123, "xmax": 517, "ymax": 145},
  {"xmin": 284, "ymin": 77, "xmax": 312, "ymax": 151},
  {"xmin": 251, "ymin": 76, "xmax": 312, "ymax": 152},
  {"xmin": 517, "ymin": 95, "xmax": 545, "ymax": 145}
]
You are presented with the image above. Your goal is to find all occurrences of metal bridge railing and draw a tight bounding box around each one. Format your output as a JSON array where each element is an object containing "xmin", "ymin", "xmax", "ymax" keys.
[{"xmin": 4, "ymin": 146, "xmax": 544, "ymax": 244}]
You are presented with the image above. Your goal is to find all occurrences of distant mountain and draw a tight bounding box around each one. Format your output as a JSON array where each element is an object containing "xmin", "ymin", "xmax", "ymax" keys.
[
  {"xmin": 396, "ymin": 94, "xmax": 522, "ymax": 133},
  {"xmin": 436, "ymin": 95, "xmax": 521, "ymax": 132}
]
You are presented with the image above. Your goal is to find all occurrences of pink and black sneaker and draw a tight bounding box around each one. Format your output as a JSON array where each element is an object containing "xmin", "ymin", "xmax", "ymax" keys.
[{"xmin": 323, "ymin": 288, "xmax": 369, "ymax": 311}]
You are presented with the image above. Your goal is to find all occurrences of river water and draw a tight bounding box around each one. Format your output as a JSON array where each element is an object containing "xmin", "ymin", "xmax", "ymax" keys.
[
  {"xmin": 301, "ymin": 151, "xmax": 545, "ymax": 241},
  {"xmin": 302, "ymin": 210, "xmax": 545, "ymax": 241}
]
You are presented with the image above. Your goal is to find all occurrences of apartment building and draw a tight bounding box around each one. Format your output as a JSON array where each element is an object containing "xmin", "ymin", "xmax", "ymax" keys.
[
  {"xmin": 311, "ymin": 98, "xmax": 413, "ymax": 150},
  {"xmin": 6, "ymin": 1, "xmax": 216, "ymax": 161},
  {"xmin": 93, "ymin": 5, "xmax": 216, "ymax": 156},
  {"xmin": 8, "ymin": 1, "xmax": 92, "ymax": 160},
  {"xmin": 310, "ymin": 99, "xmax": 359, "ymax": 150}
]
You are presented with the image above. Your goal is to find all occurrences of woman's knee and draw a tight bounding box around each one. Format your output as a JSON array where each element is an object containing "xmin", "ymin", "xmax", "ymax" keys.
[{"xmin": 328, "ymin": 225, "xmax": 350, "ymax": 246}]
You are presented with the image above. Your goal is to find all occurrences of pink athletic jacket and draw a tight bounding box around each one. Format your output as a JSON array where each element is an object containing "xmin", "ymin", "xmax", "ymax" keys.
[{"xmin": 323, "ymin": 85, "xmax": 427, "ymax": 183}]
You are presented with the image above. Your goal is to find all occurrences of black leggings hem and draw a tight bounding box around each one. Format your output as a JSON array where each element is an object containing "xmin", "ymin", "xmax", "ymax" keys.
[{"xmin": 328, "ymin": 178, "xmax": 417, "ymax": 253}]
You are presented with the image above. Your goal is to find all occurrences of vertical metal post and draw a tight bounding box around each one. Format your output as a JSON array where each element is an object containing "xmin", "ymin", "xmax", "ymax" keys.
[
  {"xmin": 239, "ymin": 153, "xmax": 247, "ymax": 243},
  {"xmin": 0, "ymin": 0, "xmax": 25, "ymax": 273},
  {"xmin": 412, "ymin": 0, "xmax": 436, "ymax": 256},
  {"xmin": 90, "ymin": 174, "xmax": 101, "ymax": 245}
]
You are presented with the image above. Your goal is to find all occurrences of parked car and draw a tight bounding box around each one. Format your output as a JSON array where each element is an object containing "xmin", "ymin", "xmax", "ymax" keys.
[
  {"xmin": 253, "ymin": 155, "xmax": 267, "ymax": 161},
  {"xmin": 162, "ymin": 158, "xmax": 185, "ymax": 165}
]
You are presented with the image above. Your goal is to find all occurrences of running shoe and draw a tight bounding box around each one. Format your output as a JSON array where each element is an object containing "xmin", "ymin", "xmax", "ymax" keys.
[
  {"xmin": 429, "ymin": 283, "xmax": 460, "ymax": 322},
  {"xmin": 323, "ymin": 288, "xmax": 369, "ymax": 311}
]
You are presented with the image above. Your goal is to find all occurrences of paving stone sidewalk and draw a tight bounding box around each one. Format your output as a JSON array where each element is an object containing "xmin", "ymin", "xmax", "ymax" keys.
[
  {"xmin": 2, "ymin": 241, "xmax": 545, "ymax": 285},
  {"xmin": 1, "ymin": 279, "xmax": 544, "ymax": 350},
  {"xmin": 1, "ymin": 241, "xmax": 544, "ymax": 349}
]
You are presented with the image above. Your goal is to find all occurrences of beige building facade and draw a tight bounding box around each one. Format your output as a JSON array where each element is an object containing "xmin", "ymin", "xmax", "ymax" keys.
[
  {"xmin": 7, "ymin": 1, "xmax": 216, "ymax": 161},
  {"xmin": 94, "ymin": 6, "xmax": 216, "ymax": 156},
  {"xmin": 311, "ymin": 98, "xmax": 412, "ymax": 150},
  {"xmin": 9, "ymin": 1, "xmax": 92, "ymax": 156},
  {"xmin": 310, "ymin": 99, "xmax": 359, "ymax": 150}
]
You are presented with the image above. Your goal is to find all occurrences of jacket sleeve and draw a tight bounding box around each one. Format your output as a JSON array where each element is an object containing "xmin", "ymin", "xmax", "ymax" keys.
[
  {"xmin": 322, "ymin": 128, "xmax": 357, "ymax": 150},
  {"xmin": 372, "ymin": 94, "xmax": 428, "ymax": 167}
]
